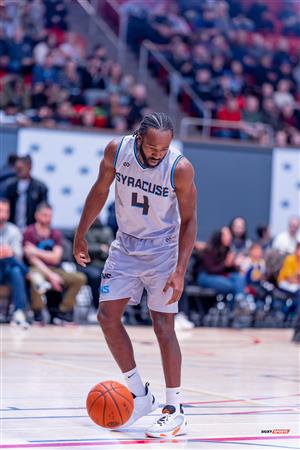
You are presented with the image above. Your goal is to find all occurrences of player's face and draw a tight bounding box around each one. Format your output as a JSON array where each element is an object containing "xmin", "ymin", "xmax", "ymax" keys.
[{"xmin": 138, "ymin": 128, "xmax": 172, "ymax": 167}]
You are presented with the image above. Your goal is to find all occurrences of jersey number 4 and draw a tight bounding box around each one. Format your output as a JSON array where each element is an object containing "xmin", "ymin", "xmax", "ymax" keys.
[{"xmin": 131, "ymin": 192, "xmax": 149, "ymax": 215}]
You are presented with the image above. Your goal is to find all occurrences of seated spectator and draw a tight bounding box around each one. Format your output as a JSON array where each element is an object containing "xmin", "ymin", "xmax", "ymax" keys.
[
  {"xmin": 127, "ymin": 84, "xmax": 149, "ymax": 129},
  {"xmin": 0, "ymin": 76, "xmax": 31, "ymax": 111},
  {"xmin": 196, "ymin": 226, "xmax": 246, "ymax": 305},
  {"xmin": 23, "ymin": 202, "xmax": 86, "ymax": 322},
  {"xmin": 279, "ymin": 2, "xmax": 300, "ymax": 36},
  {"xmin": 274, "ymin": 79, "xmax": 295, "ymax": 110},
  {"xmin": 7, "ymin": 27, "xmax": 33, "ymax": 74},
  {"xmin": 55, "ymin": 100, "xmax": 75, "ymax": 125},
  {"xmin": 247, "ymin": 0, "xmax": 268, "ymax": 29},
  {"xmin": 280, "ymin": 104, "xmax": 299, "ymax": 133},
  {"xmin": 261, "ymin": 97, "xmax": 280, "ymax": 132},
  {"xmin": 256, "ymin": 224, "xmax": 273, "ymax": 251},
  {"xmin": 275, "ymin": 129, "xmax": 289, "ymax": 146},
  {"xmin": 105, "ymin": 93, "xmax": 129, "ymax": 130},
  {"xmin": 290, "ymin": 129, "xmax": 300, "ymax": 146},
  {"xmin": 240, "ymin": 242, "xmax": 273, "ymax": 300},
  {"xmin": 215, "ymin": 95, "xmax": 241, "ymax": 139},
  {"xmin": 273, "ymin": 216, "xmax": 300, "ymax": 255},
  {"xmin": 32, "ymin": 53, "xmax": 60, "ymax": 86},
  {"xmin": 277, "ymin": 242, "xmax": 300, "ymax": 341},
  {"xmin": 240, "ymin": 95, "xmax": 265, "ymax": 139},
  {"xmin": 229, "ymin": 216, "xmax": 252, "ymax": 257},
  {"xmin": 191, "ymin": 68, "xmax": 215, "ymax": 110},
  {"xmin": 167, "ymin": 40, "xmax": 192, "ymax": 79},
  {"xmin": 227, "ymin": 60, "xmax": 245, "ymax": 95},
  {"xmin": 5, "ymin": 155, "xmax": 48, "ymax": 231},
  {"xmin": 0, "ymin": 198, "xmax": 30, "ymax": 328}
]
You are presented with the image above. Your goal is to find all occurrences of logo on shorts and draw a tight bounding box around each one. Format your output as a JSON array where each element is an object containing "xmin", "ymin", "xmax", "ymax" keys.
[
  {"xmin": 165, "ymin": 235, "xmax": 174, "ymax": 243},
  {"xmin": 100, "ymin": 285, "xmax": 110, "ymax": 294},
  {"xmin": 102, "ymin": 272, "xmax": 112, "ymax": 279},
  {"xmin": 123, "ymin": 162, "xmax": 130, "ymax": 167}
]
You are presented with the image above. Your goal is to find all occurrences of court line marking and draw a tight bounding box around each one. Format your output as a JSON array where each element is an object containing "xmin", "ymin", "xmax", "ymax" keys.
[
  {"xmin": 186, "ymin": 394, "xmax": 300, "ymax": 404},
  {"xmin": 6, "ymin": 352, "xmax": 299, "ymax": 411},
  {"xmin": 2, "ymin": 408, "xmax": 299, "ymax": 420},
  {"xmin": 2, "ymin": 403, "xmax": 299, "ymax": 412},
  {"xmin": 2, "ymin": 393, "xmax": 299, "ymax": 405},
  {"xmin": 1, "ymin": 435, "xmax": 300, "ymax": 449}
]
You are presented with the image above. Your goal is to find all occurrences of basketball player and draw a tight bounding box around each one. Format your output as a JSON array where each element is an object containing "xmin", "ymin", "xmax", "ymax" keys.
[{"xmin": 73, "ymin": 112, "xmax": 197, "ymax": 437}]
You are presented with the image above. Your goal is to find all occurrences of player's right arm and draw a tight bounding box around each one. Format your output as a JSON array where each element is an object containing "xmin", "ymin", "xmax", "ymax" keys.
[{"xmin": 73, "ymin": 139, "xmax": 118, "ymax": 266}]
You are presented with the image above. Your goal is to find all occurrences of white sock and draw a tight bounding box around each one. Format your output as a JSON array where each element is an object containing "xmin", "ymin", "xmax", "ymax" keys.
[
  {"xmin": 123, "ymin": 367, "xmax": 145, "ymax": 397},
  {"xmin": 166, "ymin": 387, "xmax": 181, "ymax": 413}
]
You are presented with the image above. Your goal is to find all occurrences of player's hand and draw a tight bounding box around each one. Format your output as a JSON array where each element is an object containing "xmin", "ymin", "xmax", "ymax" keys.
[
  {"xmin": 73, "ymin": 236, "xmax": 91, "ymax": 267},
  {"xmin": 163, "ymin": 270, "xmax": 184, "ymax": 305}
]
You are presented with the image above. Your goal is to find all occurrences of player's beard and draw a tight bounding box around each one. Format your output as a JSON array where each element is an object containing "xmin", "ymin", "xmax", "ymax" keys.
[{"xmin": 139, "ymin": 139, "xmax": 162, "ymax": 169}]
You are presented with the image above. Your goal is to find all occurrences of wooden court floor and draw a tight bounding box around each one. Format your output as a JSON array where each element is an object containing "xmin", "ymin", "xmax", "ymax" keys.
[{"xmin": 1, "ymin": 324, "xmax": 300, "ymax": 450}]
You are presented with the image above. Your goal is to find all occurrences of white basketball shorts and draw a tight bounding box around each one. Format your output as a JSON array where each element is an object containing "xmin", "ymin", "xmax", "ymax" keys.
[{"xmin": 99, "ymin": 231, "xmax": 179, "ymax": 313}]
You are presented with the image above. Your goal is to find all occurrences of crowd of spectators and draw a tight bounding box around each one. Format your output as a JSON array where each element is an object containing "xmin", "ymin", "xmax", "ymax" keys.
[
  {"xmin": 1, "ymin": 0, "xmax": 300, "ymax": 145},
  {"xmin": 0, "ymin": 153, "xmax": 299, "ymax": 339},
  {"xmin": 183, "ymin": 214, "xmax": 300, "ymax": 339},
  {"xmin": 118, "ymin": 0, "xmax": 300, "ymax": 145},
  {"xmin": 0, "ymin": 153, "xmax": 115, "ymax": 327},
  {"xmin": 0, "ymin": 0, "xmax": 150, "ymax": 132}
]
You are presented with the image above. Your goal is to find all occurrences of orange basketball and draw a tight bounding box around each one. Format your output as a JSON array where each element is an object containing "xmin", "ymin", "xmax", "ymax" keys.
[{"xmin": 86, "ymin": 380, "xmax": 134, "ymax": 429}]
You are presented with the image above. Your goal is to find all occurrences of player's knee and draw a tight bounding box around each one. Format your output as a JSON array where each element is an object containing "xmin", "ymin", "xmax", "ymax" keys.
[
  {"xmin": 97, "ymin": 307, "xmax": 117, "ymax": 332},
  {"xmin": 97, "ymin": 309, "xmax": 107, "ymax": 328},
  {"xmin": 152, "ymin": 317, "xmax": 175, "ymax": 340}
]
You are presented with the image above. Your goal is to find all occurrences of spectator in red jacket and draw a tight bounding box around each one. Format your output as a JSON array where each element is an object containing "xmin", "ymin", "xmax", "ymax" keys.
[{"xmin": 215, "ymin": 96, "xmax": 241, "ymax": 138}]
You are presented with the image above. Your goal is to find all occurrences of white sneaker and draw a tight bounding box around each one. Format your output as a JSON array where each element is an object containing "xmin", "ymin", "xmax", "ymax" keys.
[
  {"xmin": 30, "ymin": 272, "xmax": 51, "ymax": 294},
  {"xmin": 175, "ymin": 312, "xmax": 195, "ymax": 331},
  {"xmin": 113, "ymin": 382, "xmax": 159, "ymax": 430},
  {"xmin": 11, "ymin": 309, "xmax": 30, "ymax": 329},
  {"xmin": 146, "ymin": 404, "xmax": 187, "ymax": 438}
]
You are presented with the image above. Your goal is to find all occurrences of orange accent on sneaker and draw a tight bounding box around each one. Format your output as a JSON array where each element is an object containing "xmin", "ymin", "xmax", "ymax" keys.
[
  {"xmin": 159, "ymin": 434, "xmax": 167, "ymax": 437},
  {"xmin": 172, "ymin": 426, "xmax": 181, "ymax": 436}
]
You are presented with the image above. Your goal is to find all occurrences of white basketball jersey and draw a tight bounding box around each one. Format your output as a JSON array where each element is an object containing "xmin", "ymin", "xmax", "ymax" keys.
[{"xmin": 114, "ymin": 134, "xmax": 183, "ymax": 239}]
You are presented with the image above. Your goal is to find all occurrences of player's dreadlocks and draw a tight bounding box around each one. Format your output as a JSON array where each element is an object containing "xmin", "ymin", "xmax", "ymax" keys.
[{"xmin": 133, "ymin": 112, "xmax": 174, "ymax": 137}]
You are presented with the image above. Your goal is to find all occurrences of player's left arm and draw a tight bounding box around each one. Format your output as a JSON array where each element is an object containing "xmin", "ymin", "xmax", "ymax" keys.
[{"xmin": 164, "ymin": 157, "xmax": 197, "ymax": 305}]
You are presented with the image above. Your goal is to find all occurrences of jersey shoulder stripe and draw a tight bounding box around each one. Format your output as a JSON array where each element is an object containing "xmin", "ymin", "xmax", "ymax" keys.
[
  {"xmin": 133, "ymin": 138, "xmax": 147, "ymax": 169},
  {"xmin": 113, "ymin": 136, "xmax": 125, "ymax": 169},
  {"xmin": 170, "ymin": 154, "xmax": 184, "ymax": 189}
]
